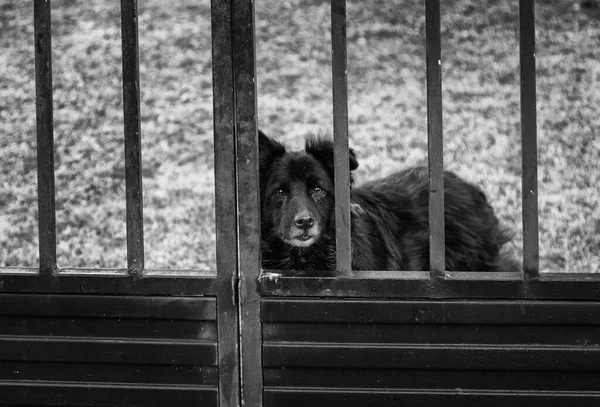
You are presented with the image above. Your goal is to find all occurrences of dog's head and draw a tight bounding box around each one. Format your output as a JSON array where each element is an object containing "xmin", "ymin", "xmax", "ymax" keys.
[{"xmin": 258, "ymin": 130, "xmax": 358, "ymax": 248}]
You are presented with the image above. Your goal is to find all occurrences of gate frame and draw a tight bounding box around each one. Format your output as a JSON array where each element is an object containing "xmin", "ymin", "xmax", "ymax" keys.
[
  {"xmin": 1, "ymin": 0, "xmax": 240, "ymax": 406},
  {"xmin": 233, "ymin": 0, "xmax": 600, "ymax": 405}
]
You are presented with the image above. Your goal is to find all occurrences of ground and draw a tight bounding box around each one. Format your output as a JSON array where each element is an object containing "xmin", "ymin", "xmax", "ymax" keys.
[{"xmin": 0, "ymin": 0, "xmax": 598, "ymax": 272}]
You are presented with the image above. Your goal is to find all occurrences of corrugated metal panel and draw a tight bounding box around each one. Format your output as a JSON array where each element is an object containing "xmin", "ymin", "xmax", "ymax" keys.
[
  {"xmin": 0, "ymin": 294, "xmax": 218, "ymax": 407},
  {"xmin": 262, "ymin": 298, "xmax": 600, "ymax": 406}
]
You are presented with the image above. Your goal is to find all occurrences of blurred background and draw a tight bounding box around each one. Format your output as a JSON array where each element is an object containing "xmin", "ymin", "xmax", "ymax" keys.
[{"xmin": 0, "ymin": 0, "xmax": 598, "ymax": 272}]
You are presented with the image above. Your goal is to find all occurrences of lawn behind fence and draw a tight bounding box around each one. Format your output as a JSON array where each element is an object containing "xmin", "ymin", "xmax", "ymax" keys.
[{"xmin": 0, "ymin": 0, "xmax": 599, "ymax": 272}]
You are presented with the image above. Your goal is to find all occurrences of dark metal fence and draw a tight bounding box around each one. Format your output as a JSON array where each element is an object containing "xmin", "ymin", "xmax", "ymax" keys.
[
  {"xmin": 16, "ymin": 1, "xmax": 585, "ymax": 303},
  {"xmin": 2, "ymin": 1, "xmax": 240, "ymax": 406},
  {"xmin": 2, "ymin": 0, "xmax": 600, "ymax": 406},
  {"xmin": 252, "ymin": 0, "xmax": 600, "ymax": 297},
  {"xmin": 239, "ymin": 0, "xmax": 600, "ymax": 405}
]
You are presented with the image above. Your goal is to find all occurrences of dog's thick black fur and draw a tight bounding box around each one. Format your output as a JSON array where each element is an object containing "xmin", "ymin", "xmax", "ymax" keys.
[{"xmin": 259, "ymin": 130, "xmax": 518, "ymax": 275}]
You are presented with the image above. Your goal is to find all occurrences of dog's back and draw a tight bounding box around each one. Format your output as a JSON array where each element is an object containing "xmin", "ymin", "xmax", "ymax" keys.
[{"xmin": 354, "ymin": 166, "xmax": 518, "ymax": 272}]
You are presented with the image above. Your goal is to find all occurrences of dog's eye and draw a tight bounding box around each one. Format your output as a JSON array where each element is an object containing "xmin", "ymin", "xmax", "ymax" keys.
[
  {"xmin": 313, "ymin": 186, "xmax": 324, "ymax": 194},
  {"xmin": 274, "ymin": 188, "xmax": 286, "ymax": 197}
]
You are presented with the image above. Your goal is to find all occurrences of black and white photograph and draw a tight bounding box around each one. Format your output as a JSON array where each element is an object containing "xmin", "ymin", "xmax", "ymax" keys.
[{"xmin": 1, "ymin": 0, "xmax": 599, "ymax": 405}]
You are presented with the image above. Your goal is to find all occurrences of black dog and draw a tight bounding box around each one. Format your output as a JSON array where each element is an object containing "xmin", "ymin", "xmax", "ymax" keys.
[{"xmin": 259, "ymin": 130, "xmax": 518, "ymax": 275}]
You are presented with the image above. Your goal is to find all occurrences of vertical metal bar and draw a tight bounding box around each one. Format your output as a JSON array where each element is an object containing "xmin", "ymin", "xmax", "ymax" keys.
[
  {"xmin": 120, "ymin": 0, "xmax": 144, "ymax": 275},
  {"xmin": 426, "ymin": 0, "xmax": 445, "ymax": 276},
  {"xmin": 519, "ymin": 0, "xmax": 539, "ymax": 278},
  {"xmin": 211, "ymin": 0, "xmax": 240, "ymax": 405},
  {"xmin": 233, "ymin": 0, "xmax": 262, "ymax": 405},
  {"xmin": 34, "ymin": 0, "xmax": 57, "ymax": 275},
  {"xmin": 331, "ymin": 0, "xmax": 352, "ymax": 274}
]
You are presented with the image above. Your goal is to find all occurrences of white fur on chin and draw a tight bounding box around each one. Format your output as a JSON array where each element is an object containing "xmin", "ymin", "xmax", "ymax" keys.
[{"xmin": 284, "ymin": 236, "xmax": 317, "ymax": 248}]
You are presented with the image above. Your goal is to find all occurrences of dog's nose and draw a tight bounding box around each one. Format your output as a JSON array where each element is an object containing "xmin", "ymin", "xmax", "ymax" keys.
[{"xmin": 294, "ymin": 216, "xmax": 314, "ymax": 230}]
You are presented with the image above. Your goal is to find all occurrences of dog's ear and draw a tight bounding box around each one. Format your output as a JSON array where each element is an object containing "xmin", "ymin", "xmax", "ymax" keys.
[
  {"xmin": 349, "ymin": 148, "xmax": 359, "ymax": 171},
  {"xmin": 258, "ymin": 130, "xmax": 285, "ymax": 170},
  {"xmin": 305, "ymin": 137, "xmax": 359, "ymax": 174}
]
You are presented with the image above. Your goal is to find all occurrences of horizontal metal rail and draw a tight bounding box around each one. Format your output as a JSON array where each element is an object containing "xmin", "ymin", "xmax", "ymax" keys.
[
  {"xmin": 0, "ymin": 267, "xmax": 219, "ymax": 295},
  {"xmin": 257, "ymin": 272, "xmax": 600, "ymax": 299}
]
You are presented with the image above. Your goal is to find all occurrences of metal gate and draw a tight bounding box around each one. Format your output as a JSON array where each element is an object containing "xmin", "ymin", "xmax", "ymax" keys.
[
  {"xmin": 2, "ymin": 1, "xmax": 600, "ymax": 406},
  {"xmin": 1, "ymin": 1, "xmax": 239, "ymax": 406},
  {"xmin": 235, "ymin": 0, "xmax": 600, "ymax": 406}
]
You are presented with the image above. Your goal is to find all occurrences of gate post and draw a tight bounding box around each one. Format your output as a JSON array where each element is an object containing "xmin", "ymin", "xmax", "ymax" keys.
[
  {"xmin": 212, "ymin": 0, "xmax": 242, "ymax": 405},
  {"xmin": 231, "ymin": 0, "xmax": 263, "ymax": 406}
]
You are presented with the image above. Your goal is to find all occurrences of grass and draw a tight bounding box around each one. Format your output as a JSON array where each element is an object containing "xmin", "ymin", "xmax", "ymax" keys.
[{"xmin": 0, "ymin": 0, "xmax": 599, "ymax": 272}]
